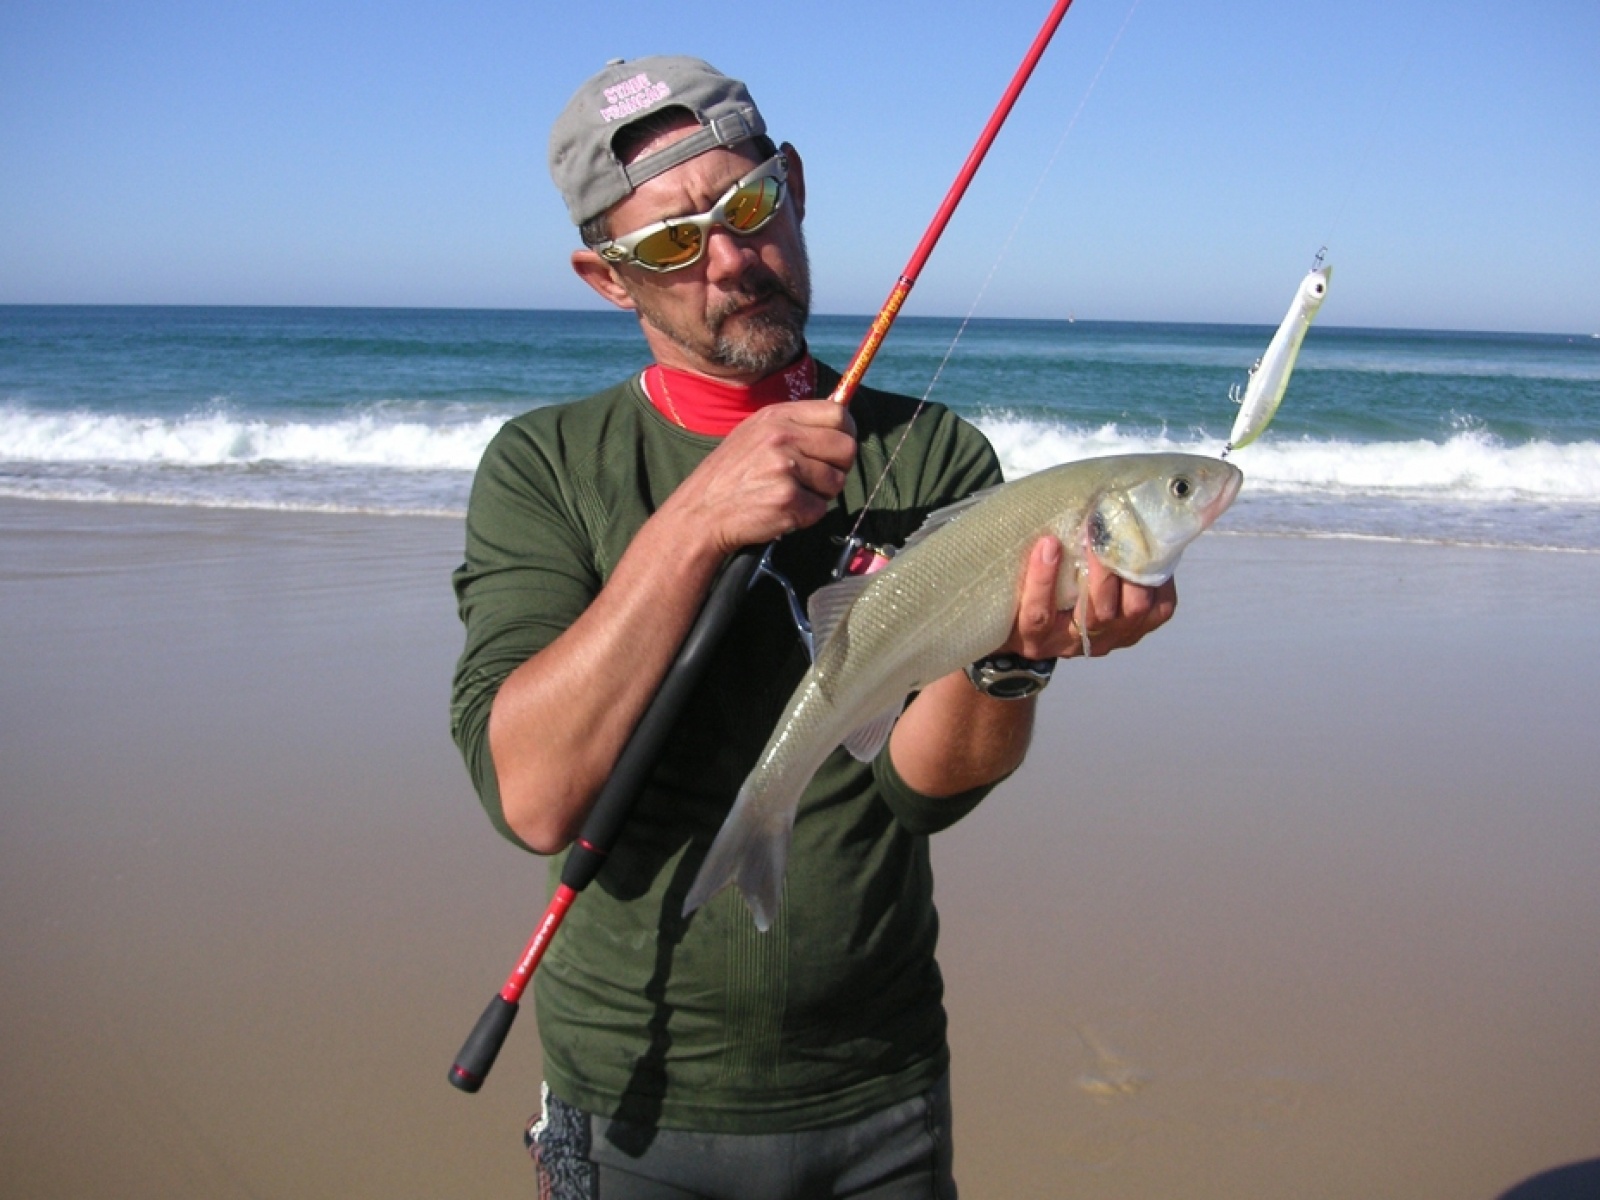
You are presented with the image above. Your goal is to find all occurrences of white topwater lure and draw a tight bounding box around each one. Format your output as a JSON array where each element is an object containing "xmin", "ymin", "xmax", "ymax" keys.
[{"xmin": 1224, "ymin": 262, "xmax": 1332, "ymax": 455}]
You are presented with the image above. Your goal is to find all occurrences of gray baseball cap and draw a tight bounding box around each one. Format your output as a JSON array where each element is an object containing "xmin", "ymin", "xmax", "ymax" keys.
[{"xmin": 548, "ymin": 56, "xmax": 767, "ymax": 227}]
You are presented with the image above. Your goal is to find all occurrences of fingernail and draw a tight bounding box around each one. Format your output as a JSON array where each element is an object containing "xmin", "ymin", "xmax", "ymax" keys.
[{"xmin": 1041, "ymin": 539, "xmax": 1060, "ymax": 565}]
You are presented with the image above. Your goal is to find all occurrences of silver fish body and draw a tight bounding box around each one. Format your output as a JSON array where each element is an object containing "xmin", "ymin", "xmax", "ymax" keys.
[{"xmin": 682, "ymin": 452, "xmax": 1244, "ymax": 930}]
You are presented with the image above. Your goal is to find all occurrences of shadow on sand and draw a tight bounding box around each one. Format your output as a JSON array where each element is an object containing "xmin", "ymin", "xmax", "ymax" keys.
[{"xmin": 1495, "ymin": 1159, "xmax": 1600, "ymax": 1200}]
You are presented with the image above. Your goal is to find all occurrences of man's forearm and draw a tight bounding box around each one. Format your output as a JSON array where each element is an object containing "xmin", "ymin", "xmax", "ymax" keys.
[
  {"xmin": 881, "ymin": 537, "xmax": 1180, "ymax": 803},
  {"xmin": 487, "ymin": 507, "xmax": 725, "ymax": 852},
  {"xmin": 887, "ymin": 670, "xmax": 1037, "ymax": 798}
]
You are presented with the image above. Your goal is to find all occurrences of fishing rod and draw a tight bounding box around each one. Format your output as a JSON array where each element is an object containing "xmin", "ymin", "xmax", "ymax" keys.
[{"xmin": 449, "ymin": 0, "xmax": 1079, "ymax": 1094}]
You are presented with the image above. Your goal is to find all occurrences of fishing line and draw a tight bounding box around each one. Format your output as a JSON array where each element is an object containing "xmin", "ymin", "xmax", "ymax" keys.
[
  {"xmin": 1218, "ymin": 13, "xmax": 1432, "ymax": 456},
  {"xmin": 1314, "ymin": 28, "xmax": 1425, "ymax": 257},
  {"xmin": 845, "ymin": 0, "xmax": 1146, "ymax": 547}
]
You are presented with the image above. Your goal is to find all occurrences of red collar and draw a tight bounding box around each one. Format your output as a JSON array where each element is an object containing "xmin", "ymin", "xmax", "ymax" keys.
[{"xmin": 642, "ymin": 356, "xmax": 818, "ymax": 436}]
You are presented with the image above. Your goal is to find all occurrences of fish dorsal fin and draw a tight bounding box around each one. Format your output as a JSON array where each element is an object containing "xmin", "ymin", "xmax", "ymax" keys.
[
  {"xmin": 900, "ymin": 483, "xmax": 1004, "ymax": 553},
  {"xmin": 806, "ymin": 571, "xmax": 872, "ymax": 657},
  {"xmin": 842, "ymin": 705, "xmax": 902, "ymax": 762}
]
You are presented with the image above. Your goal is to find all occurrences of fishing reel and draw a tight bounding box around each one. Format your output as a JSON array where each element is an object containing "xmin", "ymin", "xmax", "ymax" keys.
[{"xmin": 748, "ymin": 536, "xmax": 899, "ymax": 664}]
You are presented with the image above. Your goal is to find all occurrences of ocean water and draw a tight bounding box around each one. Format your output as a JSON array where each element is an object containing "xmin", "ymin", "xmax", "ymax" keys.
[{"xmin": 3, "ymin": 305, "xmax": 1598, "ymax": 551}]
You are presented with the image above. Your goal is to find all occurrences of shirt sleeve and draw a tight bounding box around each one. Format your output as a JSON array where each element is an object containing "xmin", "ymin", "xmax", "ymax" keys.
[
  {"xmin": 449, "ymin": 418, "xmax": 599, "ymax": 846},
  {"xmin": 870, "ymin": 740, "xmax": 1011, "ymax": 836}
]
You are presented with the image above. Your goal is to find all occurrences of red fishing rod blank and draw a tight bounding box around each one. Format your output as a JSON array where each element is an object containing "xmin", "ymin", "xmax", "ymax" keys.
[
  {"xmin": 829, "ymin": 0, "xmax": 1075, "ymax": 409},
  {"xmin": 449, "ymin": 884, "xmax": 574, "ymax": 1092}
]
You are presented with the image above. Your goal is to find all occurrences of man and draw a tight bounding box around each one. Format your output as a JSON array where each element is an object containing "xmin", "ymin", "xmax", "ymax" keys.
[{"xmin": 451, "ymin": 56, "xmax": 1175, "ymax": 1197}]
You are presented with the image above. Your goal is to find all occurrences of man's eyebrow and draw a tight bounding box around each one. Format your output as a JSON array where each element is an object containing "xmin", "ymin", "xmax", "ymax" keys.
[
  {"xmin": 626, "ymin": 172, "xmax": 743, "ymax": 228},
  {"xmin": 649, "ymin": 180, "xmax": 736, "ymax": 224}
]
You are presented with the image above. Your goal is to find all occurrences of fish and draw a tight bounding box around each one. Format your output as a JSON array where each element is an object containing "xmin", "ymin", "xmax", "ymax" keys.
[
  {"xmin": 683, "ymin": 451, "xmax": 1244, "ymax": 930},
  {"xmin": 1225, "ymin": 265, "xmax": 1332, "ymax": 453}
]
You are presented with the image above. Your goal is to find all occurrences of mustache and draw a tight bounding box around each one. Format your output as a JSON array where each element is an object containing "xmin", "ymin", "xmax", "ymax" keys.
[{"xmin": 709, "ymin": 276, "xmax": 806, "ymax": 329}]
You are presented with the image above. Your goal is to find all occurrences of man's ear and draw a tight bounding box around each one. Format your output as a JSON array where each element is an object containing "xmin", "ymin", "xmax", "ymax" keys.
[
  {"xmin": 781, "ymin": 142, "xmax": 805, "ymax": 223},
  {"xmin": 571, "ymin": 249, "xmax": 637, "ymax": 311}
]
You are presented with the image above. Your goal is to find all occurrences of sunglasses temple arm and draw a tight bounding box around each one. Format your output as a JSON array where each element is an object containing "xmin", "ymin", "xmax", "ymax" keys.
[{"xmin": 829, "ymin": 0, "xmax": 1077, "ymax": 409}]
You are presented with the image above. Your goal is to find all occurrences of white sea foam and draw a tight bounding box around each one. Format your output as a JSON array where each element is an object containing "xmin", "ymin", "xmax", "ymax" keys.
[
  {"xmin": 976, "ymin": 417, "xmax": 1600, "ymax": 505},
  {"xmin": 8, "ymin": 403, "xmax": 1600, "ymax": 506},
  {"xmin": 0, "ymin": 404, "xmax": 504, "ymax": 471},
  {"xmin": 4, "ymin": 403, "xmax": 1599, "ymax": 548}
]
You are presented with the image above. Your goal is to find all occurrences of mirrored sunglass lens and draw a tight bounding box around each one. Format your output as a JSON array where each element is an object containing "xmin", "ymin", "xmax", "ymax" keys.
[
  {"xmin": 620, "ymin": 169, "xmax": 781, "ymax": 269},
  {"xmin": 724, "ymin": 178, "xmax": 781, "ymax": 232},
  {"xmin": 634, "ymin": 224, "xmax": 704, "ymax": 268}
]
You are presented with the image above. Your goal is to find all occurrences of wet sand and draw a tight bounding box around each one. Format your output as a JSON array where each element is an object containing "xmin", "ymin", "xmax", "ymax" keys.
[{"xmin": 2, "ymin": 497, "xmax": 1597, "ymax": 1197}]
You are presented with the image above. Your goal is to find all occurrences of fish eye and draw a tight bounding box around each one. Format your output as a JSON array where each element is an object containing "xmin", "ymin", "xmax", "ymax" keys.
[{"xmin": 1170, "ymin": 476, "xmax": 1192, "ymax": 499}]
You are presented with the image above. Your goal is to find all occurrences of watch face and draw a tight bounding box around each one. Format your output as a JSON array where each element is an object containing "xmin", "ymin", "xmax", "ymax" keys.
[
  {"xmin": 966, "ymin": 656, "xmax": 1052, "ymax": 699},
  {"xmin": 986, "ymin": 673, "xmax": 1044, "ymax": 700}
]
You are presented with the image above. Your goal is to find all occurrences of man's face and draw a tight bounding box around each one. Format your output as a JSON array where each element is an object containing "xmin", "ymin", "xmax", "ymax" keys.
[{"xmin": 584, "ymin": 129, "xmax": 811, "ymax": 381}]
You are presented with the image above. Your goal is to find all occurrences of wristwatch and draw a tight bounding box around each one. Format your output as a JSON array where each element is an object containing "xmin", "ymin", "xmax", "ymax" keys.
[{"xmin": 964, "ymin": 653, "xmax": 1055, "ymax": 699}]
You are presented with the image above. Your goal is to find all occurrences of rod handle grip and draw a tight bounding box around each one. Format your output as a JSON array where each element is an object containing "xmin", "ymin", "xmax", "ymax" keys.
[
  {"xmin": 448, "ymin": 994, "xmax": 519, "ymax": 1093},
  {"xmin": 560, "ymin": 545, "xmax": 764, "ymax": 892}
]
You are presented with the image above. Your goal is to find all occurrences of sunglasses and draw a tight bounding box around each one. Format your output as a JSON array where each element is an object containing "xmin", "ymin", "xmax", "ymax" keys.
[{"xmin": 591, "ymin": 154, "xmax": 789, "ymax": 273}]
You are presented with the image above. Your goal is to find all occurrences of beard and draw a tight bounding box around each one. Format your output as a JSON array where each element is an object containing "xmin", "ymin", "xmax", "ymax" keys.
[
  {"xmin": 630, "ymin": 235, "xmax": 812, "ymax": 379},
  {"xmin": 706, "ymin": 284, "xmax": 809, "ymax": 375}
]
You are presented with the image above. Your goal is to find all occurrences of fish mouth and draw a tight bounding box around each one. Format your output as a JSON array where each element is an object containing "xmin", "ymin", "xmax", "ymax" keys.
[{"xmin": 1201, "ymin": 467, "xmax": 1245, "ymax": 526}]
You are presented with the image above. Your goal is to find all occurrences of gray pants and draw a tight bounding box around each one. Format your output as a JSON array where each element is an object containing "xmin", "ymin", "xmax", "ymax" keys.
[{"xmin": 526, "ymin": 1077, "xmax": 957, "ymax": 1200}]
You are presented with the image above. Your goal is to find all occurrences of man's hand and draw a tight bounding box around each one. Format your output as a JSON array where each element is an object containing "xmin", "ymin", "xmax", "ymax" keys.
[
  {"xmin": 1000, "ymin": 535, "xmax": 1177, "ymax": 660},
  {"xmin": 665, "ymin": 399, "xmax": 858, "ymax": 556}
]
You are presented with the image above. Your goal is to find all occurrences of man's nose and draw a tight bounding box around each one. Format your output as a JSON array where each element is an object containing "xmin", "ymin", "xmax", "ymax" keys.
[{"xmin": 701, "ymin": 226, "xmax": 760, "ymax": 283}]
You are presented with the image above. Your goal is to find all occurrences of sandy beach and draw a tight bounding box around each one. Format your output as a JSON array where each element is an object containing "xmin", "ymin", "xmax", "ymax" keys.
[{"xmin": 2, "ymin": 496, "xmax": 1597, "ymax": 1198}]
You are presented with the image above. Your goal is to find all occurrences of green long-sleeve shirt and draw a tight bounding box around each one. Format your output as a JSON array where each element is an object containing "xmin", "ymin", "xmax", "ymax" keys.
[{"xmin": 450, "ymin": 362, "xmax": 1003, "ymax": 1132}]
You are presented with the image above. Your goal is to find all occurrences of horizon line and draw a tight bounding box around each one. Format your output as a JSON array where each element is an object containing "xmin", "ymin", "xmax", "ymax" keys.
[{"xmin": 2, "ymin": 302, "xmax": 1595, "ymax": 342}]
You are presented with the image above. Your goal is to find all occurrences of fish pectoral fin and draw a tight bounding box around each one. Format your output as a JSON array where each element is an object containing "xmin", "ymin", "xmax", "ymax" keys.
[
  {"xmin": 1072, "ymin": 552, "xmax": 1093, "ymax": 658},
  {"xmin": 842, "ymin": 704, "xmax": 903, "ymax": 762},
  {"xmin": 806, "ymin": 572, "xmax": 871, "ymax": 656}
]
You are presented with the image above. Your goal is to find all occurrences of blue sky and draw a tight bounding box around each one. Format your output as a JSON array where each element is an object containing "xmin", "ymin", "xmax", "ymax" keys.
[{"xmin": 2, "ymin": 0, "xmax": 1596, "ymax": 332}]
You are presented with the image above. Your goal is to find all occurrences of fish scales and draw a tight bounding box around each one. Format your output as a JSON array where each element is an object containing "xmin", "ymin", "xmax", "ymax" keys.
[{"xmin": 684, "ymin": 452, "xmax": 1242, "ymax": 930}]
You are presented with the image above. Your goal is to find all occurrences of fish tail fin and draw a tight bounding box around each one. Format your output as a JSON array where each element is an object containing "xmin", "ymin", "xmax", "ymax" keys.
[{"xmin": 682, "ymin": 781, "xmax": 797, "ymax": 932}]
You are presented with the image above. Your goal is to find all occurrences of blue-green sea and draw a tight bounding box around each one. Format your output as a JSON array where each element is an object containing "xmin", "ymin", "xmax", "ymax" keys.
[{"xmin": 3, "ymin": 305, "xmax": 1598, "ymax": 550}]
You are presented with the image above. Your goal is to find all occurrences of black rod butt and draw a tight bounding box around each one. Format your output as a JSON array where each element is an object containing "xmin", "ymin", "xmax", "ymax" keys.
[{"xmin": 449, "ymin": 994, "xmax": 519, "ymax": 1094}]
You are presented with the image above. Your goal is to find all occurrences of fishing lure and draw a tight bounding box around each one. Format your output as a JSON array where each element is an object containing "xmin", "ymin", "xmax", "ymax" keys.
[{"xmin": 1224, "ymin": 263, "xmax": 1332, "ymax": 454}]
